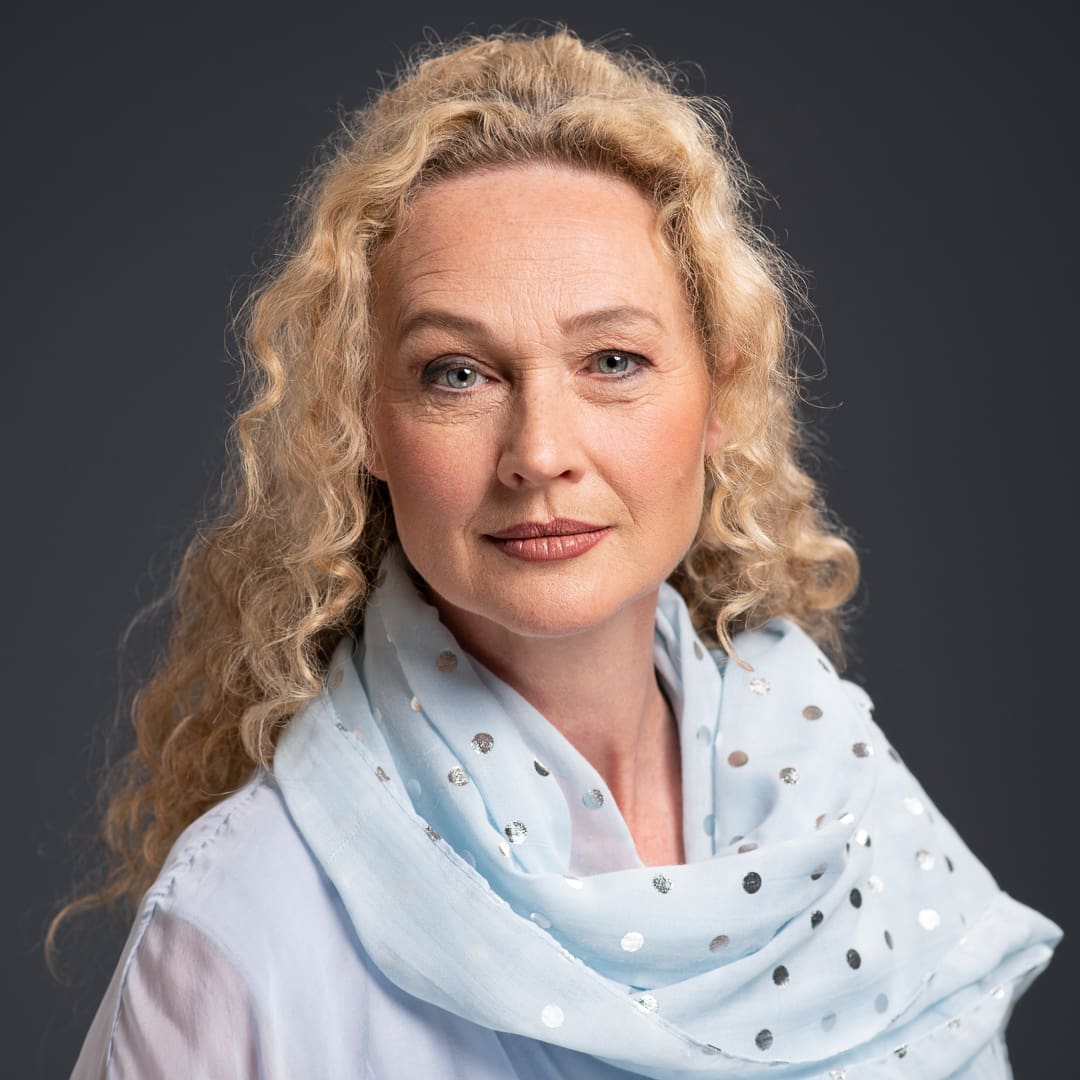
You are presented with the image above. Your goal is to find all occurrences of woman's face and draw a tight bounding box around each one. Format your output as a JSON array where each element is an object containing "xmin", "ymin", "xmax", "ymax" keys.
[{"xmin": 370, "ymin": 163, "xmax": 723, "ymax": 645}]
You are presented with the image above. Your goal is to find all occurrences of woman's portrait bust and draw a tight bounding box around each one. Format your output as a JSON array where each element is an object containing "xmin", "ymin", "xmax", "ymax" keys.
[{"xmin": 17, "ymin": 11, "xmax": 1070, "ymax": 1079}]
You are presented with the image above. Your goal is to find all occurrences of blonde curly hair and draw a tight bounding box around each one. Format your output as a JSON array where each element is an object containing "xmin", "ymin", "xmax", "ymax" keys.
[{"xmin": 48, "ymin": 27, "xmax": 858, "ymax": 964}]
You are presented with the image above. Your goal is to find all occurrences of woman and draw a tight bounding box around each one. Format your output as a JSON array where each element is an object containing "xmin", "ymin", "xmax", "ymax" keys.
[{"xmin": 63, "ymin": 29, "xmax": 1060, "ymax": 1078}]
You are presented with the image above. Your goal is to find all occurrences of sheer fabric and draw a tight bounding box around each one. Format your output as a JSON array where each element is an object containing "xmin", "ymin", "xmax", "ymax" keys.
[{"xmin": 73, "ymin": 557, "xmax": 1061, "ymax": 1076}]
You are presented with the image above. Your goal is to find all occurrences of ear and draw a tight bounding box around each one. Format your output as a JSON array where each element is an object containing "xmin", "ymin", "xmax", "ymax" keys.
[
  {"xmin": 365, "ymin": 436, "xmax": 388, "ymax": 482},
  {"xmin": 704, "ymin": 409, "xmax": 726, "ymax": 459}
]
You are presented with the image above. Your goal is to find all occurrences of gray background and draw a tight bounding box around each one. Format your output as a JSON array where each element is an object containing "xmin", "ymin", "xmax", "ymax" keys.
[{"xmin": 8, "ymin": 2, "xmax": 1075, "ymax": 1076}]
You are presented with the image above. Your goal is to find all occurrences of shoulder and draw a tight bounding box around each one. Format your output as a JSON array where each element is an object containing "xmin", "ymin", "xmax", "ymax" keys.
[
  {"xmin": 72, "ymin": 773, "xmax": 362, "ymax": 1078},
  {"xmin": 717, "ymin": 615, "xmax": 876, "ymax": 711},
  {"xmin": 74, "ymin": 771, "xmax": 520, "ymax": 1079},
  {"xmin": 147, "ymin": 772, "xmax": 335, "ymax": 946},
  {"xmin": 128, "ymin": 771, "xmax": 369, "ymax": 995}
]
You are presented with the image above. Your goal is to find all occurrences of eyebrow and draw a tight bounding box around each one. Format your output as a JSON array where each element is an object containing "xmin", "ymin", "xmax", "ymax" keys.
[{"xmin": 393, "ymin": 305, "xmax": 667, "ymax": 347}]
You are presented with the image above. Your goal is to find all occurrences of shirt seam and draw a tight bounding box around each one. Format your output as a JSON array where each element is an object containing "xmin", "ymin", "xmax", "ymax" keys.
[{"xmin": 101, "ymin": 775, "xmax": 265, "ymax": 1074}]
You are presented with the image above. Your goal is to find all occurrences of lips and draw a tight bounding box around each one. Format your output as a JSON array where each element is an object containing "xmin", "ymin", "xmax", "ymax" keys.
[
  {"xmin": 486, "ymin": 518, "xmax": 605, "ymax": 540},
  {"xmin": 484, "ymin": 519, "xmax": 611, "ymax": 562}
]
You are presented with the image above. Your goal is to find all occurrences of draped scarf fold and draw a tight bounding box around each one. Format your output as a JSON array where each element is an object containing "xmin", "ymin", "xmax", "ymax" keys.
[{"xmin": 274, "ymin": 549, "xmax": 1061, "ymax": 1077}]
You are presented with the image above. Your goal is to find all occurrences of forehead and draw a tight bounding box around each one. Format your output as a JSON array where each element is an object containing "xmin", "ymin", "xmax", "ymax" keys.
[{"xmin": 371, "ymin": 164, "xmax": 693, "ymax": 338}]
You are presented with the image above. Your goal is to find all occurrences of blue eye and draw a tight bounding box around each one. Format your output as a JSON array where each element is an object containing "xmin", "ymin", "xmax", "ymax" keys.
[
  {"xmin": 442, "ymin": 366, "xmax": 479, "ymax": 389},
  {"xmin": 424, "ymin": 362, "xmax": 482, "ymax": 390},
  {"xmin": 593, "ymin": 351, "xmax": 642, "ymax": 376}
]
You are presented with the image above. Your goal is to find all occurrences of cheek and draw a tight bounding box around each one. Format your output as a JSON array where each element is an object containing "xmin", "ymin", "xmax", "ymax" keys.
[
  {"xmin": 375, "ymin": 416, "xmax": 489, "ymax": 529},
  {"xmin": 615, "ymin": 401, "xmax": 709, "ymax": 512}
]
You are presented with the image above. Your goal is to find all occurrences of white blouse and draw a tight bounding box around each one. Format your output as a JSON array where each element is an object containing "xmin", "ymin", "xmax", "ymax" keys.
[{"xmin": 72, "ymin": 772, "xmax": 649, "ymax": 1078}]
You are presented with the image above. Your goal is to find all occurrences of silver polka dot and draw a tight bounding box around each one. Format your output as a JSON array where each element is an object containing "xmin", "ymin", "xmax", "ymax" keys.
[
  {"xmin": 755, "ymin": 1029, "xmax": 773, "ymax": 1051},
  {"xmin": 916, "ymin": 849, "xmax": 935, "ymax": 871},
  {"xmin": 743, "ymin": 871, "xmax": 762, "ymax": 894},
  {"xmin": 821, "ymin": 1012, "xmax": 837, "ymax": 1031},
  {"xmin": 709, "ymin": 934, "xmax": 729, "ymax": 952},
  {"xmin": 867, "ymin": 874, "xmax": 884, "ymax": 893},
  {"xmin": 541, "ymin": 1004, "xmax": 564, "ymax": 1028},
  {"xmin": 696, "ymin": 724, "xmax": 711, "ymax": 744},
  {"xmin": 582, "ymin": 789, "xmax": 605, "ymax": 809},
  {"xmin": 533, "ymin": 759, "xmax": 550, "ymax": 776},
  {"xmin": 621, "ymin": 931, "xmax": 645, "ymax": 952},
  {"xmin": 847, "ymin": 948, "xmax": 861, "ymax": 969},
  {"xmin": 903, "ymin": 796, "xmax": 924, "ymax": 816},
  {"xmin": 849, "ymin": 888, "xmax": 862, "ymax": 908},
  {"xmin": 564, "ymin": 875, "xmax": 583, "ymax": 890},
  {"xmin": 919, "ymin": 908, "xmax": 941, "ymax": 930},
  {"xmin": 852, "ymin": 741, "xmax": 872, "ymax": 758},
  {"xmin": 410, "ymin": 695, "xmax": 423, "ymax": 712},
  {"xmin": 830, "ymin": 1070, "xmax": 847, "ymax": 1080},
  {"xmin": 779, "ymin": 766, "xmax": 799, "ymax": 784},
  {"xmin": 803, "ymin": 705, "xmax": 823, "ymax": 720},
  {"xmin": 406, "ymin": 778, "xmax": 422, "ymax": 799},
  {"xmin": 330, "ymin": 668, "xmax": 344, "ymax": 689},
  {"xmin": 635, "ymin": 994, "xmax": 659, "ymax": 1014},
  {"xmin": 810, "ymin": 910, "xmax": 823, "ymax": 929},
  {"xmin": 728, "ymin": 749, "xmax": 749, "ymax": 767},
  {"xmin": 703, "ymin": 1045, "xmax": 722, "ymax": 1056},
  {"xmin": 335, "ymin": 721, "xmax": 346, "ymax": 732},
  {"xmin": 497, "ymin": 840, "xmax": 510, "ymax": 857},
  {"xmin": 737, "ymin": 841, "xmax": 759, "ymax": 854},
  {"xmin": 693, "ymin": 640, "xmax": 704, "ymax": 660},
  {"xmin": 772, "ymin": 965, "xmax": 789, "ymax": 986},
  {"xmin": 703, "ymin": 813, "xmax": 715, "ymax": 835},
  {"xmin": 530, "ymin": 911, "xmax": 552, "ymax": 928},
  {"xmin": 505, "ymin": 821, "xmax": 527, "ymax": 844},
  {"xmin": 811, "ymin": 863, "xmax": 827, "ymax": 881},
  {"xmin": 435, "ymin": 650, "xmax": 458, "ymax": 672},
  {"xmin": 894, "ymin": 1045, "xmax": 908, "ymax": 1059},
  {"xmin": 948, "ymin": 1018, "xmax": 961, "ymax": 1030},
  {"xmin": 375, "ymin": 766, "xmax": 390, "ymax": 782},
  {"xmin": 838, "ymin": 811, "xmax": 854, "ymax": 825},
  {"xmin": 888, "ymin": 746, "xmax": 901, "ymax": 762},
  {"xmin": 749, "ymin": 676, "xmax": 770, "ymax": 695},
  {"xmin": 875, "ymin": 992, "xmax": 889, "ymax": 1013},
  {"xmin": 855, "ymin": 828, "xmax": 871, "ymax": 847},
  {"xmin": 884, "ymin": 929, "xmax": 894, "ymax": 949},
  {"xmin": 425, "ymin": 825, "xmax": 441, "ymax": 842},
  {"xmin": 653, "ymin": 874, "xmax": 672, "ymax": 894},
  {"xmin": 991, "ymin": 985, "xmax": 1005, "ymax": 1000},
  {"xmin": 471, "ymin": 732, "xmax": 494, "ymax": 754},
  {"xmin": 447, "ymin": 767, "xmax": 469, "ymax": 787}
]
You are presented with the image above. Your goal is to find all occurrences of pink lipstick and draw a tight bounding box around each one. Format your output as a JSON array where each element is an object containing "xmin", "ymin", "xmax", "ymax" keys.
[{"xmin": 485, "ymin": 519, "xmax": 611, "ymax": 562}]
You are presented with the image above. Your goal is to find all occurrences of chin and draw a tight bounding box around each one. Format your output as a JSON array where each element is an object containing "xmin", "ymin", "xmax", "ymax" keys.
[{"xmin": 448, "ymin": 575, "xmax": 657, "ymax": 642}]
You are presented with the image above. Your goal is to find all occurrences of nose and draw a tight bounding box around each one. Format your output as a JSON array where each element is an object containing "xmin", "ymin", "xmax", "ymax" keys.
[{"xmin": 495, "ymin": 381, "xmax": 587, "ymax": 489}]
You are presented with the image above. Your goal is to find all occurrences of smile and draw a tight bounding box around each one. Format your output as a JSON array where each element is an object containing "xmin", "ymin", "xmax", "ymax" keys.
[{"xmin": 484, "ymin": 519, "xmax": 612, "ymax": 562}]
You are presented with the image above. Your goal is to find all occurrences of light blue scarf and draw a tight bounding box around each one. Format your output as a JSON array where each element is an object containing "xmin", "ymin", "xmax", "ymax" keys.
[{"xmin": 274, "ymin": 548, "xmax": 1061, "ymax": 1076}]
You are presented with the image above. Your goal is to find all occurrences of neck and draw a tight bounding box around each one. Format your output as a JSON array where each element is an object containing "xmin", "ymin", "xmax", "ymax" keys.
[{"xmin": 431, "ymin": 587, "xmax": 686, "ymax": 866}]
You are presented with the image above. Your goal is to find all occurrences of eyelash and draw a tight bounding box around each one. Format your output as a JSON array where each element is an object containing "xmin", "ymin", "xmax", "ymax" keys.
[{"xmin": 421, "ymin": 350, "xmax": 649, "ymax": 391}]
